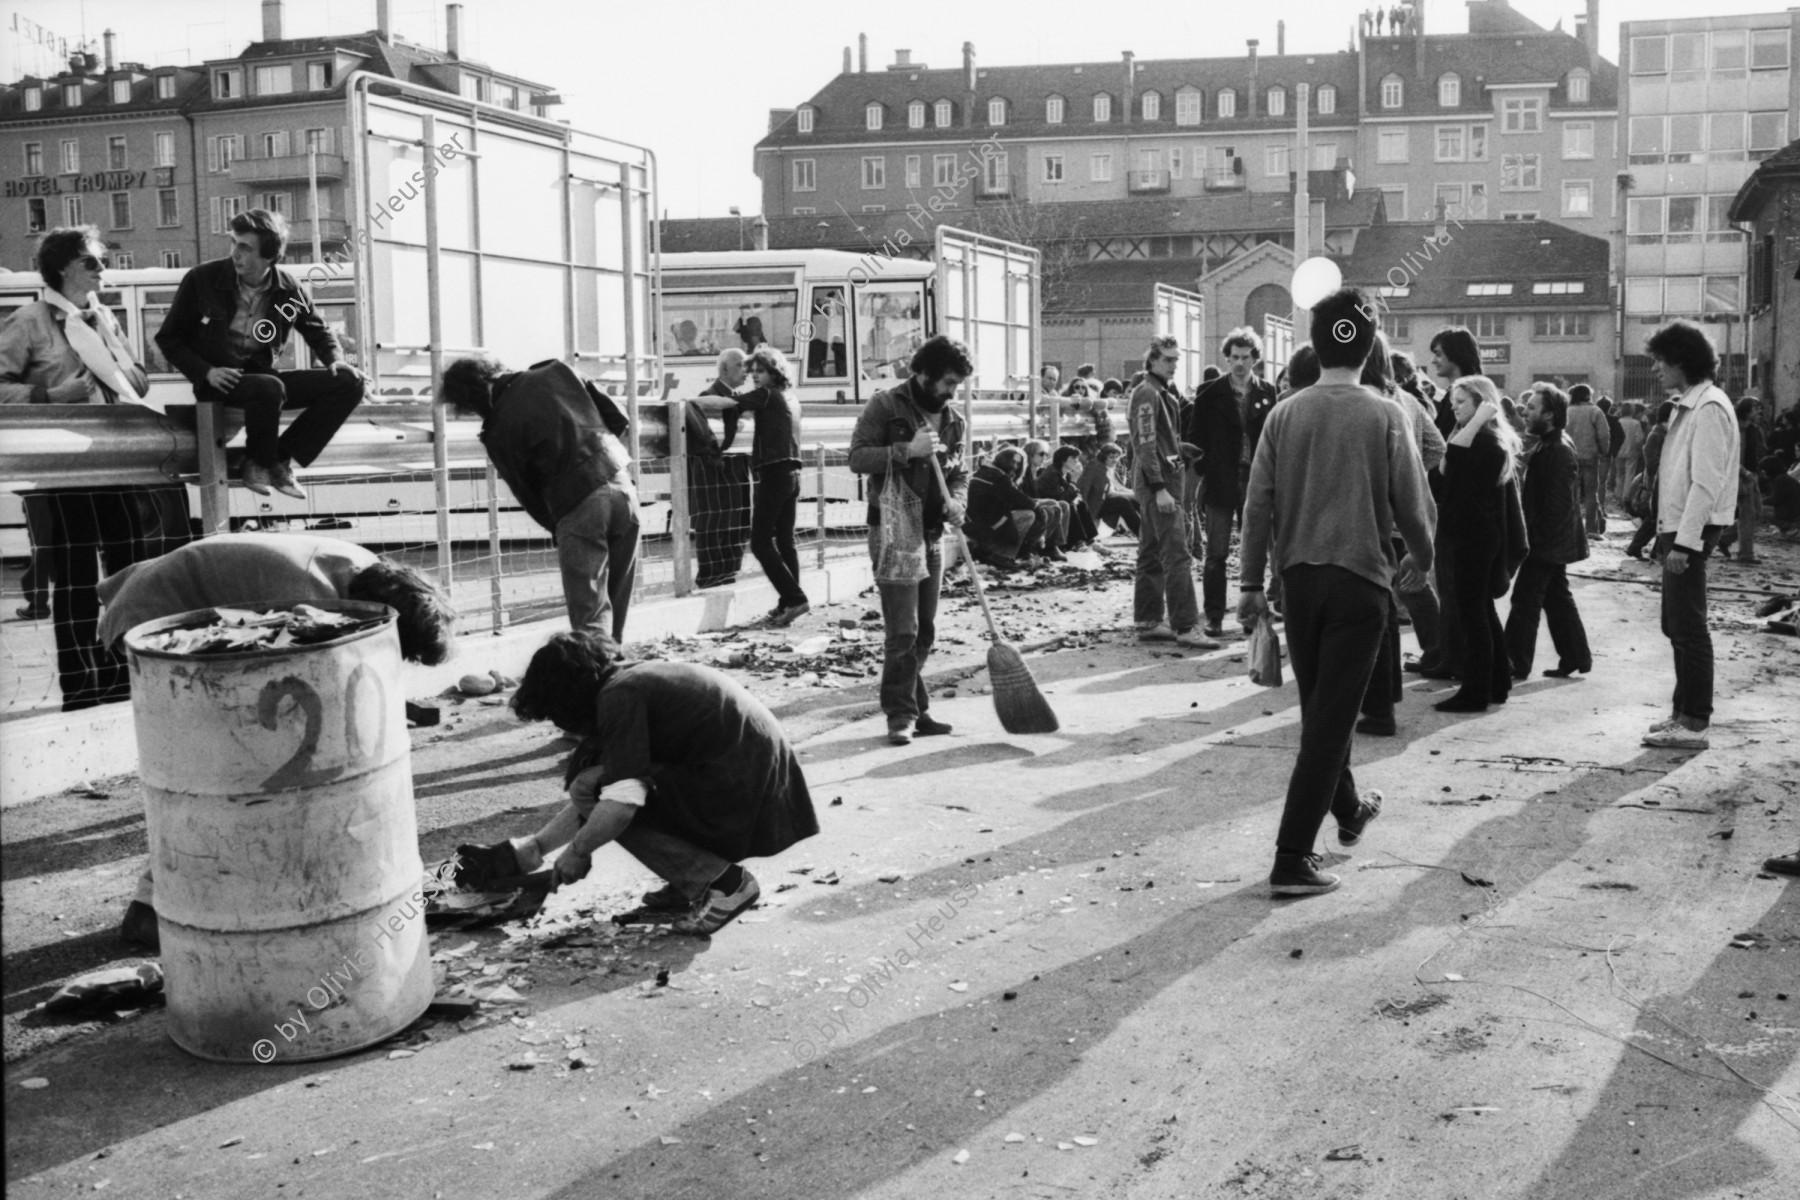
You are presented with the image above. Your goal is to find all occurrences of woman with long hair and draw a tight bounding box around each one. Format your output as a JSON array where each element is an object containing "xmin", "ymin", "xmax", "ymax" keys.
[
  {"xmin": 732, "ymin": 345, "xmax": 810, "ymax": 625},
  {"xmin": 1435, "ymin": 375, "xmax": 1523, "ymax": 712}
]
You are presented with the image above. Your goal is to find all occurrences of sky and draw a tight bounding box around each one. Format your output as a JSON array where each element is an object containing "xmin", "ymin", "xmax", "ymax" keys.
[{"xmin": 6, "ymin": 0, "xmax": 1729, "ymax": 217}]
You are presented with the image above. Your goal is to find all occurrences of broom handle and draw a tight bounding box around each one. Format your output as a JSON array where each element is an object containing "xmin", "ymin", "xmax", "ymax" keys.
[{"xmin": 928, "ymin": 453, "xmax": 1003, "ymax": 644}]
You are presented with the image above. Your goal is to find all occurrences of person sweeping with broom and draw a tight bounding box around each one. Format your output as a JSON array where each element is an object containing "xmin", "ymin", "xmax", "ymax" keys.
[{"xmin": 850, "ymin": 335, "xmax": 1058, "ymax": 744}]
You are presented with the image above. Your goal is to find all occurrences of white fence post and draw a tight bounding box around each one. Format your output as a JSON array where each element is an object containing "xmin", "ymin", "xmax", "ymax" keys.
[{"xmin": 667, "ymin": 400, "xmax": 693, "ymax": 597}]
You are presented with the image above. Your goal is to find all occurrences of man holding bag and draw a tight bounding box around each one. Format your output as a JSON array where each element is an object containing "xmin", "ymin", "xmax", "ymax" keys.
[{"xmin": 849, "ymin": 336, "xmax": 973, "ymax": 746}]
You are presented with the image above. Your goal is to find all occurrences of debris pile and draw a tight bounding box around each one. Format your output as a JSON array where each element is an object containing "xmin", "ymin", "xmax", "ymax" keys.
[{"xmin": 136, "ymin": 605, "xmax": 385, "ymax": 655}]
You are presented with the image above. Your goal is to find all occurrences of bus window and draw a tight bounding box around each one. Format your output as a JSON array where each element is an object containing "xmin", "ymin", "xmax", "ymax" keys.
[
  {"xmin": 857, "ymin": 284, "xmax": 926, "ymax": 384},
  {"xmin": 806, "ymin": 285, "xmax": 848, "ymax": 379},
  {"xmin": 662, "ymin": 290, "xmax": 797, "ymax": 359}
]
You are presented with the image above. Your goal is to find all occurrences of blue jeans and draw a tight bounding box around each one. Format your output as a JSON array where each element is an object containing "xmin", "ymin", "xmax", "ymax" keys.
[
  {"xmin": 1201, "ymin": 502, "xmax": 1236, "ymax": 626},
  {"xmin": 870, "ymin": 532, "xmax": 941, "ymax": 724},
  {"xmin": 557, "ymin": 482, "xmax": 640, "ymax": 641},
  {"xmin": 1132, "ymin": 486, "xmax": 1199, "ymax": 632},
  {"xmin": 1659, "ymin": 527, "xmax": 1723, "ymax": 724},
  {"xmin": 750, "ymin": 466, "xmax": 807, "ymax": 608}
]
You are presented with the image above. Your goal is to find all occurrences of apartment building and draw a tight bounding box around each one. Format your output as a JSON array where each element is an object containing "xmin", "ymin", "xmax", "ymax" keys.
[{"xmin": 1618, "ymin": 9, "xmax": 1800, "ymax": 397}]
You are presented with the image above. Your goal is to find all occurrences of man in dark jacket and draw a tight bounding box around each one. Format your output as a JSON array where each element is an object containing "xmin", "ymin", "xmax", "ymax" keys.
[
  {"xmin": 155, "ymin": 208, "xmax": 364, "ymax": 499},
  {"xmin": 1132, "ymin": 338, "xmax": 1215, "ymax": 648},
  {"xmin": 1036, "ymin": 446, "xmax": 1100, "ymax": 547},
  {"xmin": 848, "ymin": 336, "xmax": 972, "ymax": 745},
  {"xmin": 1505, "ymin": 384, "xmax": 1592, "ymax": 679},
  {"xmin": 442, "ymin": 355, "xmax": 637, "ymax": 640},
  {"xmin": 687, "ymin": 349, "xmax": 749, "ymax": 588},
  {"xmin": 1184, "ymin": 327, "xmax": 1280, "ymax": 637}
]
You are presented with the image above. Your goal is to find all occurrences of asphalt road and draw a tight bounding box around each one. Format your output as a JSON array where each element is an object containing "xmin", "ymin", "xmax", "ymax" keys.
[{"xmin": 3, "ymin": 525, "xmax": 1798, "ymax": 1199}]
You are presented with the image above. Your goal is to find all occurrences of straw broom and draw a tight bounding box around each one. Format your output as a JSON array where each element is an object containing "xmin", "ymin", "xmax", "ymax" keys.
[{"xmin": 930, "ymin": 456, "xmax": 1059, "ymax": 734}]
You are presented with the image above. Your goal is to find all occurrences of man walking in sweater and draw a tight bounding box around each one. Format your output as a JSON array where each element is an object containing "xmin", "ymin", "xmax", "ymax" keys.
[
  {"xmin": 1566, "ymin": 384, "xmax": 1611, "ymax": 537},
  {"xmin": 1238, "ymin": 289, "xmax": 1435, "ymax": 896},
  {"xmin": 1130, "ymin": 337, "xmax": 1217, "ymax": 650}
]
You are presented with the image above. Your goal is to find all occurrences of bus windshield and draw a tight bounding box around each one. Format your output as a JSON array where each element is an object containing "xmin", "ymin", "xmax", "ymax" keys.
[{"xmin": 662, "ymin": 289, "xmax": 798, "ymax": 360}]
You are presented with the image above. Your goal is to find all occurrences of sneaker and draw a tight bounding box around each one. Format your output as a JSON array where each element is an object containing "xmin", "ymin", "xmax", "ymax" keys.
[
  {"xmin": 1174, "ymin": 627, "xmax": 1221, "ymax": 650},
  {"xmin": 672, "ymin": 869, "xmax": 760, "ymax": 936},
  {"xmin": 119, "ymin": 899, "xmax": 160, "ymax": 951},
  {"xmin": 269, "ymin": 460, "xmax": 307, "ymax": 500},
  {"xmin": 1763, "ymin": 851, "xmax": 1800, "ymax": 877},
  {"xmin": 773, "ymin": 600, "xmax": 811, "ymax": 627},
  {"xmin": 1337, "ymin": 790, "xmax": 1384, "ymax": 847},
  {"xmin": 1269, "ymin": 853, "xmax": 1341, "ymax": 897},
  {"xmin": 1645, "ymin": 716, "xmax": 1683, "ymax": 735},
  {"xmin": 1203, "ymin": 622, "xmax": 1225, "ymax": 639},
  {"xmin": 887, "ymin": 720, "xmax": 913, "ymax": 746},
  {"xmin": 1643, "ymin": 725, "xmax": 1709, "ymax": 751},
  {"xmin": 240, "ymin": 460, "xmax": 274, "ymax": 495},
  {"xmin": 914, "ymin": 714, "xmax": 953, "ymax": 737},
  {"xmin": 1136, "ymin": 621, "xmax": 1175, "ymax": 642}
]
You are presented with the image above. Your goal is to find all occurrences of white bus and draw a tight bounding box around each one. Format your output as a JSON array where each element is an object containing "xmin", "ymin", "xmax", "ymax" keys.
[{"xmin": 659, "ymin": 249, "xmax": 935, "ymax": 406}]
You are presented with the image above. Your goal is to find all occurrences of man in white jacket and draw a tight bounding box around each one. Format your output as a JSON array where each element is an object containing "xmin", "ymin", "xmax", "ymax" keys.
[{"xmin": 1643, "ymin": 320, "xmax": 1739, "ymax": 751}]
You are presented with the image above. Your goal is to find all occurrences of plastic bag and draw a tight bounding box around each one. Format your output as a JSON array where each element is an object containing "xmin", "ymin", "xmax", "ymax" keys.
[
  {"xmin": 1247, "ymin": 614, "xmax": 1283, "ymax": 687},
  {"xmin": 875, "ymin": 475, "xmax": 928, "ymax": 584}
]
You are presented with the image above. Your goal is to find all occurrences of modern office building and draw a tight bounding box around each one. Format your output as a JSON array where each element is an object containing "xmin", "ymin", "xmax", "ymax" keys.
[
  {"xmin": 1617, "ymin": 9, "xmax": 1800, "ymax": 397},
  {"xmin": 0, "ymin": 0, "xmax": 556, "ymax": 274}
]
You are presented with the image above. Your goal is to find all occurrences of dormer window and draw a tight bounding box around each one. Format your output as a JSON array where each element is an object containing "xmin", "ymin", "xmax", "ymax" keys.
[
  {"xmin": 308, "ymin": 61, "xmax": 333, "ymax": 90},
  {"xmin": 111, "ymin": 78, "xmax": 131, "ymax": 104},
  {"xmin": 934, "ymin": 99, "xmax": 951, "ymax": 127},
  {"xmin": 908, "ymin": 100, "xmax": 925, "ymax": 128},
  {"xmin": 1093, "ymin": 93, "xmax": 1111, "ymax": 122},
  {"xmin": 1567, "ymin": 68, "xmax": 1590, "ymax": 103},
  {"xmin": 1175, "ymin": 86, "xmax": 1202, "ymax": 125},
  {"xmin": 1217, "ymin": 88, "xmax": 1236, "ymax": 118},
  {"xmin": 1381, "ymin": 73, "xmax": 1404, "ymax": 108},
  {"xmin": 865, "ymin": 102, "xmax": 883, "ymax": 130},
  {"xmin": 1266, "ymin": 86, "xmax": 1286, "ymax": 117},
  {"xmin": 63, "ymin": 83, "xmax": 83, "ymax": 107},
  {"xmin": 155, "ymin": 74, "xmax": 176, "ymax": 100},
  {"xmin": 1141, "ymin": 91, "xmax": 1160, "ymax": 120},
  {"xmin": 1439, "ymin": 73, "xmax": 1460, "ymax": 107},
  {"xmin": 214, "ymin": 68, "xmax": 241, "ymax": 99},
  {"xmin": 254, "ymin": 64, "xmax": 292, "ymax": 95},
  {"xmin": 24, "ymin": 86, "xmax": 42, "ymax": 111},
  {"xmin": 1046, "ymin": 94, "xmax": 1065, "ymax": 124},
  {"xmin": 1317, "ymin": 84, "xmax": 1337, "ymax": 114},
  {"xmin": 987, "ymin": 97, "xmax": 1005, "ymax": 125},
  {"xmin": 796, "ymin": 106, "xmax": 814, "ymax": 133}
]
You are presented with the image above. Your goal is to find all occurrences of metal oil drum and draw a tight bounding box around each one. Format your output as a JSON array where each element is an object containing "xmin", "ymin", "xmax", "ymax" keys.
[{"xmin": 123, "ymin": 599, "xmax": 433, "ymax": 1063}]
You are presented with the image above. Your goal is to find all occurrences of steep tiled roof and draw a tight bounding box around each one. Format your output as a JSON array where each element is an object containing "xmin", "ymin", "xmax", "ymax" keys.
[
  {"xmin": 0, "ymin": 68, "xmax": 206, "ymax": 121},
  {"xmin": 1361, "ymin": 32, "xmax": 1617, "ymax": 117},
  {"xmin": 1341, "ymin": 219, "xmax": 1609, "ymax": 310},
  {"xmin": 758, "ymin": 50, "xmax": 1363, "ymax": 150}
]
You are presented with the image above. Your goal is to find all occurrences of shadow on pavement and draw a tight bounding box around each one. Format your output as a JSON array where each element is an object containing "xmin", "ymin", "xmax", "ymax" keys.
[{"xmin": 1, "ymin": 813, "xmax": 147, "ymax": 884}]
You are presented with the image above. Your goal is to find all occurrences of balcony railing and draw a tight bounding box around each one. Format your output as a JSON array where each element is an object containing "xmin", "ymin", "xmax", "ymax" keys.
[
  {"xmin": 1202, "ymin": 166, "xmax": 1245, "ymax": 191},
  {"xmin": 230, "ymin": 152, "xmax": 347, "ymax": 183},
  {"xmin": 286, "ymin": 217, "xmax": 350, "ymax": 243},
  {"xmin": 1128, "ymin": 169, "xmax": 1170, "ymax": 193},
  {"xmin": 976, "ymin": 175, "xmax": 1012, "ymax": 198}
]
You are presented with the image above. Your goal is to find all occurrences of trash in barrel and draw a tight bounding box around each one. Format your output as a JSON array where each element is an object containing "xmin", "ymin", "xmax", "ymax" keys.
[{"xmin": 123, "ymin": 600, "xmax": 434, "ymax": 1064}]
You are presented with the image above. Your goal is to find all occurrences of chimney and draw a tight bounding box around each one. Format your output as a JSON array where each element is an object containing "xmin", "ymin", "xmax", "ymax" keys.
[
  {"xmin": 963, "ymin": 41, "xmax": 976, "ymax": 101},
  {"xmin": 262, "ymin": 0, "xmax": 283, "ymax": 42},
  {"xmin": 859, "ymin": 33, "xmax": 868, "ymax": 73},
  {"xmin": 751, "ymin": 215, "xmax": 769, "ymax": 252},
  {"xmin": 1414, "ymin": 0, "xmax": 1427, "ymax": 79},
  {"xmin": 1278, "ymin": 21, "xmax": 1285, "ymax": 56},
  {"xmin": 843, "ymin": 46, "xmax": 852, "ymax": 74},
  {"xmin": 446, "ymin": 3, "xmax": 462, "ymax": 58},
  {"xmin": 1434, "ymin": 200, "xmax": 1449, "ymax": 241},
  {"xmin": 1585, "ymin": 0, "xmax": 1600, "ymax": 61},
  {"xmin": 103, "ymin": 29, "xmax": 116, "ymax": 72},
  {"xmin": 1247, "ymin": 40, "xmax": 1259, "ymax": 118},
  {"xmin": 376, "ymin": 0, "xmax": 392, "ymax": 40},
  {"xmin": 893, "ymin": 49, "xmax": 912, "ymax": 69},
  {"xmin": 1122, "ymin": 50, "xmax": 1135, "ymax": 124}
]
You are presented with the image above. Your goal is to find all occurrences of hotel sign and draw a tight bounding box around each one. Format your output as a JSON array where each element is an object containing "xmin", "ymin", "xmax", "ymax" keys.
[{"xmin": 5, "ymin": 168, "xmax": 175, "ymax": 197}]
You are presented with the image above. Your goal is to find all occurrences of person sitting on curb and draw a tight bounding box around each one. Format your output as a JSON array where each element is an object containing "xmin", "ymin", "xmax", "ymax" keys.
[
  {"xmin": 963, "ymin": 446, "xmax": 1049, "ymax": 568},
  {"xmin": 1036, "ymin": 446, "xmax": 1101, "ymax": 550},
  {"xmin": 106, "ymin": 533, "xmax": 454, "ymax": 950},
  {"xmin": 454, "ymin": 632, "xmax": 818, "ymax": 937},
  {"xmin": 1019, "ymin": 439, "xmax": 1073, "ymax": 561},
  {"xmin": 1078, "ymin": 442, "xmax": 1141, "ymax": 537}
]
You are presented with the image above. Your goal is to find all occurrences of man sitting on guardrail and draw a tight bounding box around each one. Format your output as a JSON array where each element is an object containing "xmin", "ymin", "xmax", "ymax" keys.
[
  {"xmin": 441, "ymin": 355, "xmax": 638, "ymax": 641},
  {"xmin": 155, "ymin": 208, "xmax": 366, "ymax": 500},
  {"xmin": 100, "ymin": 532, "xmax": 454, "ymax": 950}
]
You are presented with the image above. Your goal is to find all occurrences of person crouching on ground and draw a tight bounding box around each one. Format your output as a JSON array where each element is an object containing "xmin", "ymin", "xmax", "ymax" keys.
[
  {"xmin": 109, "ymin": 533, "xmax": 454, "ymax": 949},
  {"xmin": 1237, "ymin": 287, "xmax": 1434, "ymax": 897},
  {"xmin": 1505, "ymin": 383, "xmax": 1592, "ymax": 681},
  {"xmin": 847, "ymin": 334, "xmax": 972, "ymax": 746},
  {"xmin": 441, "ymin": 354, "xmax": 638, "ymax": 641},
  {"xmin": 732, "ymin": 346, "xmax": 811, "ymax": 626},
  {"xmin": 1078, "ymin": 442, "xmax": 1140, "ymax": 537},
  {"xmin": 455, "ymin": 632, "xmax": 818, "ymax": 936},
  {"xmin": 963, "ymin": 446, "xmax": 1047, "ymax": 567}
]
